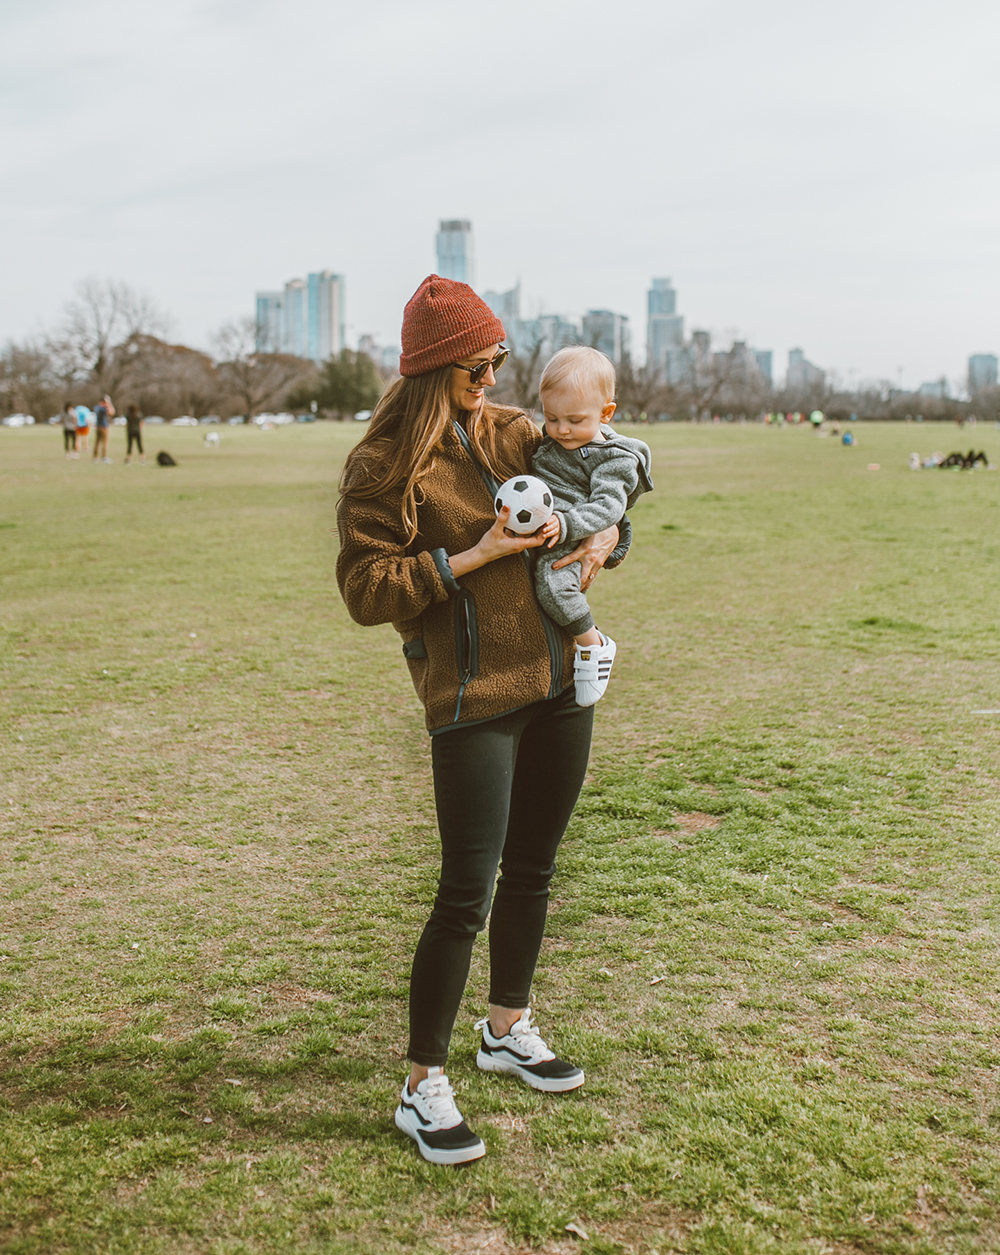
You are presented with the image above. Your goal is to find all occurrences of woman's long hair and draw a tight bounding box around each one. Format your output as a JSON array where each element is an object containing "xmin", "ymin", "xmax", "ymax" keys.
[{"xmin": 340, "ymin": 366, "xmax": 529, "ymax": 544}]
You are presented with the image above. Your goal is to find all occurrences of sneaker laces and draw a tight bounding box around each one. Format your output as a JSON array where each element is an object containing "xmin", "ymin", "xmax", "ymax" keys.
[
  {"xmin": 477, "ymin": 1011, "xmax": 554, "ymax": 1062},
  {"xmin": 417, "ymin": 1071, "xmax": 462, "ymax": 1126}
]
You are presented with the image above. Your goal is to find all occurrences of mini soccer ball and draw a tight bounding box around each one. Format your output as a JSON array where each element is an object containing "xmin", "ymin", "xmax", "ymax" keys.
[{"xmin": 494, "ymin": 475, "xmax": 554, "ymax": 535}]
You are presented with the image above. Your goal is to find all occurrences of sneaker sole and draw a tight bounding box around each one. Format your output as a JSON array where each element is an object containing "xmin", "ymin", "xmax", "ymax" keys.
[
  {"xmin": 476, "ymin": 1050, "xmax": 585, "ymax": 1092},
  {"xmin": 394, "ymin": 1106, "xmax": 486, "ymax": 1165}
]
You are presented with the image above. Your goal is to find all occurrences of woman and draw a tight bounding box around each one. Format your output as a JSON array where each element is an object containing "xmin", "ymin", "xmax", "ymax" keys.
[
  {"xmin": 61, "ymin": 402, "xmax": 78, "ymax": 457},
  {"xmin": 336, "ymin": 276, "xmax": 626, "ymax": 1165},
  {"xmin": 75, "ymin": 405, "xmax": 90, "ymax": 456}
]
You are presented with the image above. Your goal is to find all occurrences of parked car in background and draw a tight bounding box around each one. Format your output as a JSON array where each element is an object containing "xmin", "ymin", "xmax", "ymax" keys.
[
  {"xmin": 199, "ymin": 415, "xmax": 221, "ymax": 424},
  {"xmin": 2, "ymin": 413, "xmax": 35, "ymax": 427},
  {"xmin": 171, "ymin": 416, "xmax": 198, "ymax": 426},
  {"xmin": 145, "ymin": 416, "xmax": 165, "ymax": 425}
]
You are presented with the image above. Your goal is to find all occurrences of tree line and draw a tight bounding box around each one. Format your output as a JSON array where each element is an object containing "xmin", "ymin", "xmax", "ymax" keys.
[
  {"xmin": 491, "ymin": 332, "xmax": 1000, "ymax": 424},
  {"xmin": 0, "ymin": 279, "xmax": 385, "ymax": 423},
  {"xmin": 5, "ymin": 279, "xmax": 996, "ymax": 426}
]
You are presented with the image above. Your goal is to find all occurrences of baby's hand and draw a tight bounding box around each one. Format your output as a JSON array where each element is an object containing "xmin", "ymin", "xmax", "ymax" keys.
[{"xmin": 537, "ymin": 514, "xmax": 561, "ymax": 547}]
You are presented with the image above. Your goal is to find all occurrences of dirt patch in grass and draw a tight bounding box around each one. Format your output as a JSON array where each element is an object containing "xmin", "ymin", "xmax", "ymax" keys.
[{"xmin": 672, "ymin": 811, "xmax": 720, "ymax": 834}]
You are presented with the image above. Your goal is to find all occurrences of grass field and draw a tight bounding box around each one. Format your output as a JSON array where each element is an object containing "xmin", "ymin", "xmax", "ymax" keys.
[{"xmin": 2, "ymin": 419, "xmax": 1000, "ymax": 1255}]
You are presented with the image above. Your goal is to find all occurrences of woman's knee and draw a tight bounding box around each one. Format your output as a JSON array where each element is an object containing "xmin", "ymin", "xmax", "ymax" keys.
[
  {"xmin": 427, "ymin": 887, "xmax": 492, "ymax": 938},
  {"xmin": 497, "ymin": 856, "xmax": 557, "ymax": 897}
]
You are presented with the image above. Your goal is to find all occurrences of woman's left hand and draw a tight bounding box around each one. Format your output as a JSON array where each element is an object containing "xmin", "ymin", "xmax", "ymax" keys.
[{"xmin": 551, "ymin": 524, "xmax": 619, "ymax": 591}]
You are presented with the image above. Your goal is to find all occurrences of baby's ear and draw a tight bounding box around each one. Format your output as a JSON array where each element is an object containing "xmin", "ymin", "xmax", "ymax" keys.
[{"xmin": 603, "ymin": 402, "xmax": 617, "ymax": 420}]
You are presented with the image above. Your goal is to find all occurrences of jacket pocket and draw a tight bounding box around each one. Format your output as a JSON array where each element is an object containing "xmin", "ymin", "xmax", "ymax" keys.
[{"xmin": 453, "ymin": 588, "xmax": 479, "ymax": 684}]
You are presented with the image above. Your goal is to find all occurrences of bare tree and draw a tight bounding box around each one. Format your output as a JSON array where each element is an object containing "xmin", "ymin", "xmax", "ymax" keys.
[
  {"xmin": 0, "ymin": 340, "xmax": 62, "ymax": 418},
  {"xmin": 677, "ymin": 349, "xmax": 734, "ymax": 419},
  {"xmin": 616, "ymin": 354, "xmax": 672, "ymax": 421},
  {"xmin": 491, "ymin": 331, "xmax": 545, "ymax": 415},
  {"xmin": 119, "ymin": 336, "xmax": 223, "ymax": 419},
  {"xmin": 47, "ymin": 277, "xmax": 170, "ymax": 397},
  {"xmin": 212, "ymin": 318, "xmax": 315, "ymax": 422}
]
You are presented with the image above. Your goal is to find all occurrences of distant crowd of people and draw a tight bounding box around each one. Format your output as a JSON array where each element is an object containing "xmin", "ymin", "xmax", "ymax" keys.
[{"xmin": 60, "ymin": 398, "xmax": 145, "ymax": 463}]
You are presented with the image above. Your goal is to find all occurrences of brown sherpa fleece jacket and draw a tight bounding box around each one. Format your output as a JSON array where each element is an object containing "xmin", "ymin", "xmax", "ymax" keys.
[{"xmin": 337, "ymin": 412, "xmax": 582, "ymax": 734}]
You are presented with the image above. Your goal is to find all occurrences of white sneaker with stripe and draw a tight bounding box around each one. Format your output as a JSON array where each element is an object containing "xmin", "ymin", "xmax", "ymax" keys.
[
  {"xmin": 573, "ymin": 632, "xmax": 617, "ymax": 707},
  {"xmin": 394, "ymin": 1067, "xmax": 485, "ymax": 1165},
  {"xmin": 476, "ymin": 1010, "xmax": 584, "ymax": 1092}
]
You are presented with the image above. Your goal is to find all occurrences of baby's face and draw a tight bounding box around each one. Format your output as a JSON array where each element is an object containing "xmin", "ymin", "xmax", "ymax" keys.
[{"xmin": 541, "ymin": 382, "xmax": 613, "ymax": 451}]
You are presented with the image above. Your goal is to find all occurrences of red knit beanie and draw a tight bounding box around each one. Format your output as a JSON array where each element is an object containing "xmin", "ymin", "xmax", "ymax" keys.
[{"xmin": 399, "ymin": 274, "xmax": 506, "ymax": 377}]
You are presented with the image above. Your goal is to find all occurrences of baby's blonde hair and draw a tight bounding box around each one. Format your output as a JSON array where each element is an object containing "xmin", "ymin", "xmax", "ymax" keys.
[{"xmin": 539, "ymin": 345, "xmax": 616, "ymax": 404}]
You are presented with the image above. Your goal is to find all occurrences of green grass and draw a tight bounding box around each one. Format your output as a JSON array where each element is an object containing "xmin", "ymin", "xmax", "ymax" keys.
[{"xmin": 2, "ymin": 420, "xmax": 1000, "ymax": 1254}]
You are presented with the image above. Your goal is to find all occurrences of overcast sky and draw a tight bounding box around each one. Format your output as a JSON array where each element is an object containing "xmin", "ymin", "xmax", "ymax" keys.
[{"xmin": 2, "ymin": 0, "xmax": 998, "ymax": 388}]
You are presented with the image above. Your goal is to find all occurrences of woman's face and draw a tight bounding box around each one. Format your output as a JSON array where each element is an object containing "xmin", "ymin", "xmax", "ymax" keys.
[{"xmin": 449, "ymin": 343, "xmax": 501, "ymax": 414}]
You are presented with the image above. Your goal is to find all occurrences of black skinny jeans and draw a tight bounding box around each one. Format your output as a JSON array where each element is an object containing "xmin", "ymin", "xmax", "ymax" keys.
[
  {"xmin": 126, "ymin": 430, "xmax": 143, "ymax": 455},
  {"xmin": 408, "ymin": 685, "xmax": 594, "ymax": 1066}
]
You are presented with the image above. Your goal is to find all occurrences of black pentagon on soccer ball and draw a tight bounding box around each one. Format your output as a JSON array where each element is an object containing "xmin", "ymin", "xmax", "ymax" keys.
[
  {"xmin": 495, "ymin": 497, "xmax": 503, "ymax": 511},
  {"xmin": 516, "ymin": 509, "xmax": 533, "ymax": 524},
  {"xmin": 513, "ymin": 480, "xmax": 528, "ymax": 492},
  {"xmin": 542, "ymin": 492, "xmax": 552, "ymax": 506}
]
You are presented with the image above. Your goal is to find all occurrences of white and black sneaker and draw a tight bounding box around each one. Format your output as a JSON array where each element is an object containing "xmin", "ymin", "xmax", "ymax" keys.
[
  {"xmin": 476, "ymin": 1011, "xmax": 584, "ymax": 1093},
  {"xmin": 394, "ymin": 1067, "xmax": 485, "ymax": 1165},
  {"xmin": 573, "ymin": 633, "xmax": 616, "ymax": 707}
]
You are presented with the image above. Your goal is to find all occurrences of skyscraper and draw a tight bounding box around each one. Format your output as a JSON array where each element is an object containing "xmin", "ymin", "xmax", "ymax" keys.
[
  {"xmin": 753, "ymin": 350, "xmax": 773, "ymax": 386},
  {"xmin": 436, "ymin": 220, "xmax": 474, "ymax": 286},
  {"xmin": 307, "ymin": 271, "xmax": 344, "ymax": 362},
  {"xmin": 255, "ymin": 291, "xmax": 283, "ymax": 353},
  {"xmin": 254, "ymin": 272, "xmax": 344, "ymax": 363},
  {"xmin": 646, "ymin": 278, "xmax": 685, "ymax": 376},
  {"xmin": 283, "ymin": 279, "xmax": 308, "ymax": 358},
  {"xmin": 969, "ymin": 353, "xmax": 998, "ymax": 394},
  {"xmin": 787, "ymin": 348, "xmax": 825, "ymax": 391},
  {"xmin": 582, "ymin": 310, "xmax": 630, "ymax": 364}
]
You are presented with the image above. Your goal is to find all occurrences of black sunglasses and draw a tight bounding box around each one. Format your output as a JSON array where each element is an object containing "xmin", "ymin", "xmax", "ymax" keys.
[{"xmin": 452, "ymin": 348, "xmax": 509, "ymax": 385}]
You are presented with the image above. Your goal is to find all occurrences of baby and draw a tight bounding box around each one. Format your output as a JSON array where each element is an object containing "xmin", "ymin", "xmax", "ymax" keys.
[{"xmin": 531, "ymin": 346, "xmax": 653, "ymax": 706}]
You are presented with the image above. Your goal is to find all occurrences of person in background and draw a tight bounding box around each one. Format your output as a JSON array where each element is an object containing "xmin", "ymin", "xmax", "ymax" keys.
[
  {"xmin": 124, "ymin": 404, "xmax": 144, "ymax": 463},
  {"xmin": 61, "ymin": 402, "xmax": 78, "ymax": 458},
  {"xmin": 92, "ymin": 395, "xmax": 115, "ymax": 463},
  {"xmin": 75, "ymin": 405, "xmax": 90, "ymax": 455}
]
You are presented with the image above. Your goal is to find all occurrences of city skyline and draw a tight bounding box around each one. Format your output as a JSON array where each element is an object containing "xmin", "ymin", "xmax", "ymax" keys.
[
  {"xmin": 255, "ymin": 271, "xmax": 344, "ymax": 362},
  {"xmin": 1, "ymin": 0, "xmax": 999, "ymax": 391}
]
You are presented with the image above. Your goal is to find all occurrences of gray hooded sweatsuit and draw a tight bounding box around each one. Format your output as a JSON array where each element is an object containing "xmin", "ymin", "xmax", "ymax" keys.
[{"xmin": 531, "ymin": 424, "xmax": 653, "ymax": 636}]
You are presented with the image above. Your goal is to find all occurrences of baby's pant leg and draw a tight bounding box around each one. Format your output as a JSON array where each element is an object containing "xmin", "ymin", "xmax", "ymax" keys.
[{"xmin": 534, "ymin": 550, "xmax": 595, "ymax": 637}]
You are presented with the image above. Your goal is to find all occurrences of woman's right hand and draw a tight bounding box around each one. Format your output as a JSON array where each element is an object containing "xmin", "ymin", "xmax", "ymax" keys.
[{"xmin": 448, "ymin": 508, "xmax": 550, "ymax": 578}]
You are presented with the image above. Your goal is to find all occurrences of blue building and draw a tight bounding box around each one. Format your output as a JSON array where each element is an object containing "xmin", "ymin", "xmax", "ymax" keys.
[
  {"xmin": 646, "ymin": 278, "xmax": 685, "ymax": 379},
  {"xmin": 969, "ymin": 353, "xmax": 998, "ymax": 394},
  {"xmin": 254, "ymin": 271, "xmax": 344, "ymax": 362},
  {"xmin": 436, "ymin": 220, "xmax": 474, "ymax": 286},
  {"xmin": 255, "ymin": 291, "xmax": 283, "ymax": 353}
]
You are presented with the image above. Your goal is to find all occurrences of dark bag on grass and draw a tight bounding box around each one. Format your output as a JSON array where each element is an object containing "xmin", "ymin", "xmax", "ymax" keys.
[{"xmin": 157, "ymin": 450, "xmax": 178, "ymax": 466}]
